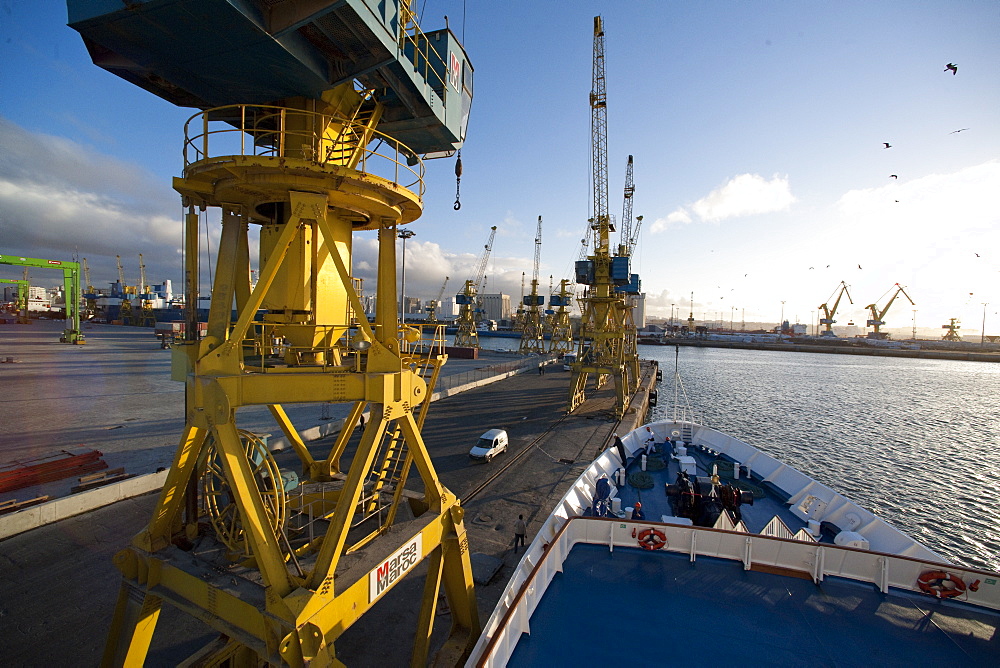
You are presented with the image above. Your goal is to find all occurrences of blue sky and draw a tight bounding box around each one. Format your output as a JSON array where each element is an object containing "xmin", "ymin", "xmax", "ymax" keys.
[{"xmin": 2, "ymin": 1, "xmax": 998, "ymax": 335}]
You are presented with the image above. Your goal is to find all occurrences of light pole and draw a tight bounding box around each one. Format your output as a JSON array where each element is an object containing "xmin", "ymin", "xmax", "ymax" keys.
[
  {"xmin": 982, "ymin": 303, "xmax": 988, "ymax": 347},
  {"xmin": 780, "ymin": 300, "xmax": 786, "ymax": 334},
  {"xmin": 912, "ymin": 309, "xmax": 917, "ymax": 340},
  {"xmin": 398, "ymin": 228, "xmax": 415, "ymax": 323},
  {"xmin": 670, "ymin": 303, "xmax": 675, "ymax": 329}
]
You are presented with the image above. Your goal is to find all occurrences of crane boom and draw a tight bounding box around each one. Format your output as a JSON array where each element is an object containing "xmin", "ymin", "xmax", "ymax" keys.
[
  {"xmin": 818, "ymin": 281, "xmax": 852, "ymax": 336},
  {"xmin": 619, "ymin": 155, "xmax": 634, "ymax": 254},
  {"xmin": 865, "ymin": 283, "xmax": 915, "ymax": 338},
  {"xmin": 454, "ymin": 225, "xmax": 497, "ymax": 347},
  {"xmin": 532, "ymin": 215, "xmax": 542, "ymax": 285}
]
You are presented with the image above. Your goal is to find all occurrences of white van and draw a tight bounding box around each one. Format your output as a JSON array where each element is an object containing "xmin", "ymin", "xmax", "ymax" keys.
[{"xmin": 469, "ymin": 428, "xmax": 508, "ymax": 463}]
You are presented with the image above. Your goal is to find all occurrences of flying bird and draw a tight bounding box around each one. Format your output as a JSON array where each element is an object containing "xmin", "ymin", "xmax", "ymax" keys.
[
  {"xmin": 976, "ymin": 253, "xmax": 981, "ymax": 257},
  {"xmin": 950, "ymin": 128, "xmax": 969, "ymax": 134},
  {"xmin": 944, "ymin": 63, "xmax": 958, "ymax": 75},
  {"xmin": 883, "ymin": 142, "xmax": 892, "ymax": 149},
  {"xmin": 858, "ymin": 264, "xmax": 863, "ymax": 270},
  {"xmin": 890, "ymin": 175, "xmax": 897, "ymax": 179}
]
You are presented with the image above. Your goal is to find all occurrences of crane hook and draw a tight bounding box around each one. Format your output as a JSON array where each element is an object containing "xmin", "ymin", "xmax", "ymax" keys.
[{"xmin": 453, "ymin": 151, "xmax": 463, "ymax": 210}]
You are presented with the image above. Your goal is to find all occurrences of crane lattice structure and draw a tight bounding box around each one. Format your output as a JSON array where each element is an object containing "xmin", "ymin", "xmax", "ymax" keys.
[
  {"xmin": 137, "ymin": 253, "xmax": 156, "ymax": 327},
  {"xmin": 424, "ymin": 275, "xmax": 449, "ymax": 322},
  {"xmin": 70, "ymin": 1, "xmax": 479, "ymax": 665},
  {"xmin": 865, "ymin": 283, "xmax": 915, "ymax": 339},
  {"xmin": 568, "ymin": 20, "xmax": 640, "ymax": 419},
  {"xmin": 941, "ymin": 318, "xmax": 962, "ymax": 341},
  {"xmin": 818, "ymin": 281, "xmax": 852, "ymax": 337},
  {"xmin": 454, "ymin": 225, "xmax": 497, "ymax": 348},
  {"xmin": 114, "ymin": 254, "xmax": 135, "ymax": 325},
  {"xmin": 518, "ymin": 216, "xmax": 546, "ymax": 354},
  {"xmin": 547, "ymin": 278, "xmax": 574, "ymax": 354},
  {"xmin": 81, "ymin": 257, "xmax": 99, "ymax": 314}
]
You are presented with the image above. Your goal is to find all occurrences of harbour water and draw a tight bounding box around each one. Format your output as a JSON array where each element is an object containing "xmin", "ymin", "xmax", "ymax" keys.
[{"xmin": 643, "ymin": 345, "xmax": 1000, "ymax": 572}]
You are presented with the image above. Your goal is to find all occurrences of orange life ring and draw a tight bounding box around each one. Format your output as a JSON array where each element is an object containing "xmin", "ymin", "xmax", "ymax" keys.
[
  {"xmin": 637, "ymin": 528, "xmax": 667, "ymax": 551},
  {"xmin": 916, "ymin": 570, "xmax": 967, "ymax": 599}
]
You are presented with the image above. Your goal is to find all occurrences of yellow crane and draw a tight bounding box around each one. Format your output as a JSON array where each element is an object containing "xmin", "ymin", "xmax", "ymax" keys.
[
  {"xmin": 568, "ymin": 23, "xmax": 640, "ymax": 419},
  {"xmin": 114, "ymin": 254, "xmax": 135, "ymax": 325},
  {"xmin": 547, "ymin": 278, "xmax": 575, "ymax": 354},
  {"xmin": 518, "ymin": 216, "xmax": 546, "ymax": 354},
  {"xmin": 941, "ymin": 318, "xmax": 962, "ymax": 341},
  {"xmin": 866, "ymin": 283, "xmax": 915, "ymax": 339},
  {"xmin": 818, "ymin": 281, "xmax": 852, "ymax": 337},
  {"xmin": 71, "ymin": 1, "xmax": 478, "ymax": 664},
  {"xmin": 424, "ymin": 275, "xmax": 449, "ymax": 322},
  {"xmin": 454, "ymin": 225, "xmax": 497, "ymax": 347}
]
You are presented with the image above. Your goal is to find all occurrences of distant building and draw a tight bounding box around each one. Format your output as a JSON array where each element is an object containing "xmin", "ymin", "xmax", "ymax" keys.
[{"xmin": 479, "ymin": 293, "xmax": 512, "ymax": 322}]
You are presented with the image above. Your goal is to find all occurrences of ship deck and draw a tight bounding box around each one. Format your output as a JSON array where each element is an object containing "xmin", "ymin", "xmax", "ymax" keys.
[{"xmin": 509, "ymin": 543, "xmax": 999, "ymax": 666}]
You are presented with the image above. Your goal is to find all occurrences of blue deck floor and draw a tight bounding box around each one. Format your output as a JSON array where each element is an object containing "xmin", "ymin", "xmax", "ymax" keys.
[
  {"xmin": 612, "ymin": 441, "xmax": 803, "ymax": 535},
  {"xmin": 508, "ymin": 544, "xmax": 999, "ymax": 667}
]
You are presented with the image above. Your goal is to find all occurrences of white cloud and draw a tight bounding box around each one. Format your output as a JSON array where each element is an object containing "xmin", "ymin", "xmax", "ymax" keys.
[
  {"xmin": 650, "ymin": 208, "xmax": 693, "ymax": 233},
  {"xmin": 690, "ymin": 173, "xmax": 795, "ymax": 222},
  {"xmin": 649, "ymin": 173, "xmax": 795, "ymax": 234}
]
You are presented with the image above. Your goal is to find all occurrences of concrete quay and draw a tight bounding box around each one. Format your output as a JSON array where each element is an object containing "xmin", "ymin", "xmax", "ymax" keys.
[{"xmin": 0, "ymin": 320, "xmax": 656, "ymax": 666}]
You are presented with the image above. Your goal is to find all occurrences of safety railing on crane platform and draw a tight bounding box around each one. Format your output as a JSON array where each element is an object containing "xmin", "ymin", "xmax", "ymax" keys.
[{"xmin": 181, "ymin": 104, "xmax": 425, "ymax": 198}]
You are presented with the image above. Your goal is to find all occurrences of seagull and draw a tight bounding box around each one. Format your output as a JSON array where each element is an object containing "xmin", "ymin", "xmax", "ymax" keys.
[
  {"xmin": 976, "ymin": 253, "xmax": 981, "ymax": 257},
  {"xmin": 858, "ymin": 264, "xmax": 863, "ymax": 269},
  {"xmin": 890, "ymin": 175, "xmax": 898, "ymax": 179},
  {"xmin": 883, "ymin": 142, "xmax": 892, "ymax": 149},
  {"xmin": 944, "ymin": 63, "xmax": 958, "ymax": 75},
  {"xmin": 950, "ymin": 128, "xmax": 969, "ymax": 134}
]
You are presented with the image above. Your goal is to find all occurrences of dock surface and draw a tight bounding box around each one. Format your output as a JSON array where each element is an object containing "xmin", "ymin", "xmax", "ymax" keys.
[{"xmin": 0, "ymin": 321, "xmax": 654, "ymax": 665}]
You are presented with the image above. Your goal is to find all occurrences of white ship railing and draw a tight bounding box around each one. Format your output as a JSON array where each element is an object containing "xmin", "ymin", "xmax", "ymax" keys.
[
  {"xmin": 467, "ymin": 419, "xmax": 973, "ymax": 667},
  {"xmin": 468, "ymin": 516, "xmax": 1000, "ymax": 668}
]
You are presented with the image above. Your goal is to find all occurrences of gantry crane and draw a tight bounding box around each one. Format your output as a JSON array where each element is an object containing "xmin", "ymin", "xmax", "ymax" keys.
[
  {"xmin": 70, "ymin": 1, "xmax": 477, "ymax": 664},
  {"xmin": 455, "ymin": 225, "xmax": 497, "ymax": 348},
  {"xmin": 568, "ymin": 19, "xmax": 640, "ymax": 419},
  {"xmin": 424, "ymin": 275, "xmax": 449, "ymax": 322},
  {"xmin": 818, "ymin": 281, "xmax": 852, "ymax": 337},
  {"xmin": 519, "ymin": 216, "xmax": 546, "ymax": 354},
  {"xmin": 0, "ymin": 253, "xmax": 83, "ymax": 341},
  {"xmin": 865, "ymin": 283, "xmax": 915, "ymax": 339}
]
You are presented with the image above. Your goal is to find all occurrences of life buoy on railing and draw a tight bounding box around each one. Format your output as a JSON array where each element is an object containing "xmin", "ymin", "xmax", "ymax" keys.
[
  {"xmin": 916, "ymin": 570, "xmax": 967, "ymax": 599},
  {"xmin": 637, "ymin": 528, "xmax": 667, "ymax": 550}
]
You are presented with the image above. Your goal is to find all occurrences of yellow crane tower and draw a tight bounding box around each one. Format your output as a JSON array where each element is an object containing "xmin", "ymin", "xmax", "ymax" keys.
[
  {"xmin": 82, "ymin": 257, "xmax": 98, "ymax": 314},
  {"xmin": 519, "ymin": 216, "xmax": 546, "ymax": 354},
  {"xmin": 115, "ymin": 254, "xmax": 135, "ymax": 325},
  {"xmin": 942, "ymin": 318, "xmax": 962, "ymax": 341},
  {"xmin": 865, "ymin": 283, "xmax": 915, "ymax": 339},
  {"xmin": 454, "ymin": 226, "xmax": 497, "ymax": 348},
  {"xmin": 568, "ymin": 16, "xmax": 639, "ymax": 418},
  {"xmin": 547, "ymin": 278, "xmax": 575, "ymax": 354},
  {"xmin": 70, "ymin": 1, "xmax": 478, "ymax": 664},
  {"xmin": 424, "ymin": 275, "xmax": 449, "ymax": 322},
  {"xmin": 818, "ymin": 281, "xmax": 852, "ymax": 337},
  {"xmin": 137, "ymin": 253, "xmax": 156, "ymax": 327}
]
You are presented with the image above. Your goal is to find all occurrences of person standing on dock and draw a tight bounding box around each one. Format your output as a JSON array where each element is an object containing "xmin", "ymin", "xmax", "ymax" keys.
[{"xmin": 513, "ymin": 514, "xmax": 527, "ymax": 553}]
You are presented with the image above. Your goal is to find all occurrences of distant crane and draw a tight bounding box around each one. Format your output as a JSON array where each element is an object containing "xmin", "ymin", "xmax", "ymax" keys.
[
  {"xmin": 617, "ymin": 156, "xmax": 644, "ymax": 257},
  {"xmin": 547, "ymin": 278, "xmax": 574, "ymax": 354},
  {"xmin": 424, "ymin": 275, "xmax": 449, "ymax": 322},
  {"xmin": 866, "ymin": 283, "xmax": 915, "ymax": 339},
  {"xmin": 455, "ymin": 225, "xmax": 497, "ymax": 347},
  {"xmin": 137, "ymin": 253, "xmax": 156, "ymax": 327},
  {"xmin": 941, "ymin": 318, "xmax": 962, "ymax": 341},
  {"xmin": 519, "ymin": 216, "xmax": 546, "ymax": 354},
  {"xmin": 818, "ymin": 281, "xmax": 852, "ymax": 337},
  {"xmin": 115, "ymin": 254, "xmax": 135, "ymax": 325}
]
